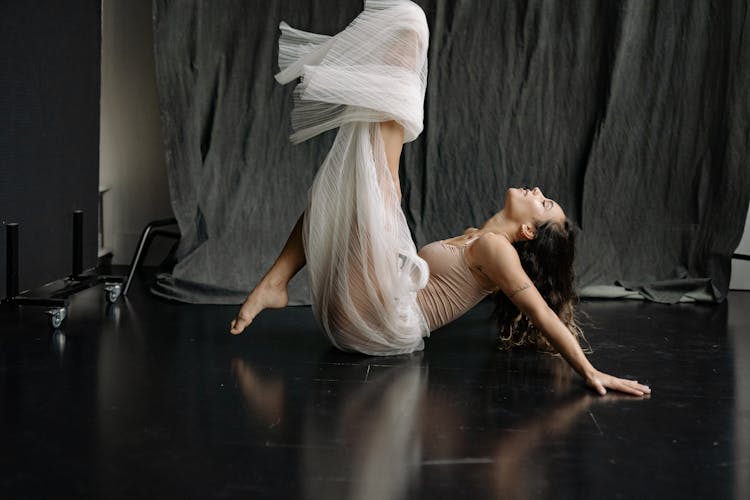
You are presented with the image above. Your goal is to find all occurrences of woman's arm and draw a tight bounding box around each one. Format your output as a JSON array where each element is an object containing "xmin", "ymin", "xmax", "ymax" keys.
[{"xmin": 471, "ymin": 233, "xmax": 651, "ymax": 397}]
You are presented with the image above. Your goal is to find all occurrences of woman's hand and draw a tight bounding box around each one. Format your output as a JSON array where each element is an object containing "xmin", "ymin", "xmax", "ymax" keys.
[{"xmin": 585, "ymin": 369, "xmax": 651, "ymax": 397}]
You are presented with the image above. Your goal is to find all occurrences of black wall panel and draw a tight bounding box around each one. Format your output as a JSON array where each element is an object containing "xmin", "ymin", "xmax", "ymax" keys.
[{"xmin": 0, "ymin": 1, "xmax": 101, "ymax": 299}]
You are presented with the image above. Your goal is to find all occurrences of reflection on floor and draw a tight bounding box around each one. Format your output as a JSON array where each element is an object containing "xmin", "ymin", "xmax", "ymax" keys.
[{"xmin": 1, "ymin": 267, "xmax": 748, "ymax": 499}]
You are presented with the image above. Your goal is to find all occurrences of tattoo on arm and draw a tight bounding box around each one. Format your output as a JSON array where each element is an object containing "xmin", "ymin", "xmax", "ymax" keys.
[{"xmin": 508, "ymin": 282, "xmax": 531, "ymax": 298}]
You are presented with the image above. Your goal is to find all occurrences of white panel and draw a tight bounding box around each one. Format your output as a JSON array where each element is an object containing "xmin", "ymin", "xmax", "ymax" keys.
[
  {"xmin": 730, "ymin": 205, "xmax": 750, "ymax": 290},
  {"xmin": 100, "ymin": 0, "xmax": 173, "ymax": 266}
]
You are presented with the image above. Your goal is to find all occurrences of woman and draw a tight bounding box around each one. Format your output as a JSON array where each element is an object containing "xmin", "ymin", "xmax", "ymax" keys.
[{"xmin": 230, "ymin": 0, "xmax": 651, "ymax": 397}]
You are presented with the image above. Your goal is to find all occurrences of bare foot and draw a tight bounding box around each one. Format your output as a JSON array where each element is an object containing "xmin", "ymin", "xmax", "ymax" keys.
[{"xmin": 229, "ymin": 281, "xmax": 289, "ymax": 334}]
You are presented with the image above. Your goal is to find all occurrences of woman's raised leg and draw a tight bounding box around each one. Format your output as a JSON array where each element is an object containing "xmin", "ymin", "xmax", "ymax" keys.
[
  {"xmin": 230, "ymin": 121, "xmax": 402, "ymax": 335},
  {"xmin": 229, "ymin": 212, "xmax": 306, "ymax": 334},
  {"xmin": 379, "ymin": 120, "xmax": 405, "ymax": 201}
]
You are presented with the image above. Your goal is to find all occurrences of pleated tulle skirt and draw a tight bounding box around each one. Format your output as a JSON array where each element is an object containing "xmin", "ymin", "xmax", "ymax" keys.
[{"xmin": 275, "ymin": 0, "xmax": 431, "ymax": 355}]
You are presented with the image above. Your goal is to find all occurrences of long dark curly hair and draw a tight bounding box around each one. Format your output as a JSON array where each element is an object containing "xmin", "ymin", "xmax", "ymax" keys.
[{"xmin": 493, "ymin": 218, "xmax": 589, "ymax": 353}]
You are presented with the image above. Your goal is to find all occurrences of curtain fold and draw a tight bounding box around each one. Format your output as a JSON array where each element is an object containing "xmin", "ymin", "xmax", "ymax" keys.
[{"xmin": 151, "ymin": 0, "xmax": 750, "ymax": 305}]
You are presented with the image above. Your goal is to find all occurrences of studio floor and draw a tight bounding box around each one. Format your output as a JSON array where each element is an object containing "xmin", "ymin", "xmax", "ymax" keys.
[{"xmin": 1, "ymin": 266, "xmax": 749, "ymax": 500}]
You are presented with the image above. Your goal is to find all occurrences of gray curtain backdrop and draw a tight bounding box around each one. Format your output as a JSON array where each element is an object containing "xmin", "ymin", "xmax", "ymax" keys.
[{"xmin": 151, "ymin": 0, "xmax": 750, "ymax": 305}]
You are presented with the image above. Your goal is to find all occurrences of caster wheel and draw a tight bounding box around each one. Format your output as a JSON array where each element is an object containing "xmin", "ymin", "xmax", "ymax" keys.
[
  {"xmin": 46, "ymin": 307, "xmax": 67, "ymax": 329},
  {"xmin": 104, "ymin": 283, "xmax": 122, "ymax": 304}
]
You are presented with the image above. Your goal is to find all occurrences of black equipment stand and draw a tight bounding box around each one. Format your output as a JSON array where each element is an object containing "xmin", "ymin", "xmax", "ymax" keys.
[{"xmin": 3, "ymin": 210, "xmax": 126, "ymax": 328}]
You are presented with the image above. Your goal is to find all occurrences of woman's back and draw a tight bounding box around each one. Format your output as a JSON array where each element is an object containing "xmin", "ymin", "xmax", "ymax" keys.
[{"xmin": 416, "ymin": 236, "xmax": 498, "ymax": 331}]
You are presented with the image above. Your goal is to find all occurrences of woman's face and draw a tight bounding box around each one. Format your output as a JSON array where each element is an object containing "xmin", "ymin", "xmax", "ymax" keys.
[{"xmin": 505, "ymin": 187, "xmax": 565, "ymax": 227}]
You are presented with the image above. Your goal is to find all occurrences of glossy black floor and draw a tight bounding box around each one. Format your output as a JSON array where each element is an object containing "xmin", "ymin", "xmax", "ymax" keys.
[{"xmin": 1, "ymin": 267, "xmax": 748, "ymax": 499}]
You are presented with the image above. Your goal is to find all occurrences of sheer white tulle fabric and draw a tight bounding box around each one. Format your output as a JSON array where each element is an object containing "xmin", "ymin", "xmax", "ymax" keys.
[{"xmin": 275, "ymin": 0, "xmax": 430, "ymax": 355}]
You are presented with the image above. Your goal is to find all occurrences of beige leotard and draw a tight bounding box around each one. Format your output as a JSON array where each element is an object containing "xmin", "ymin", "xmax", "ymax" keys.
[{"xmin": 416, "ymin": 236, "xmax": 498, "ymax": 331}]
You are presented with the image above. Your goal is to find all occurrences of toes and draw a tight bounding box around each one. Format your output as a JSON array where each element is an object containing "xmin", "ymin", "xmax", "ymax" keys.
[
  {"xmin": 229, "ymin": 319, "xmax": 241, "ymax": 334},
  {"xmin": 229, "ymin": 316, "xmax": 252, "ymax": 335}
]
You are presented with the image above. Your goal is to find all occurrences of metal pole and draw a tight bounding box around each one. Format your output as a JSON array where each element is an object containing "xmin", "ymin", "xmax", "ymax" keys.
[
  {"xmin": 73, "ymin": 210, "xmax": 83, "ymax": 277},
  {"xmin": 5, "ymin": 223, "xmax": 19, "ymax": 300}
]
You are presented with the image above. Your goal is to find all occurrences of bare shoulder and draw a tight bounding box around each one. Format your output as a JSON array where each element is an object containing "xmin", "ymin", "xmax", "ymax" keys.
[
  {"xmin": 470, "ymin": 233, "xmax": 542, "ymax": 307},
  {"xmin": 469, "ymin": 232, "xmax": 531, "ymax": 289},
  {"xmin": 471, "ymin": 232, "xmax": 520, "ymax": 267}
]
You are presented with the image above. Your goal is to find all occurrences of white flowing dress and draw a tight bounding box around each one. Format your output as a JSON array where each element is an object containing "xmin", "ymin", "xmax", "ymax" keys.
[{"xmin": 275, "ymin": 0, "xmax": 430, "ymax": 355}]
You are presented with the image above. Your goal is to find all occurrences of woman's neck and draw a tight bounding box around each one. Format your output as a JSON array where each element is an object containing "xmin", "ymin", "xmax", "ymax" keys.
[{"xmin": 479, "ymin": 210, "xmax": 520, "ymax": 243}]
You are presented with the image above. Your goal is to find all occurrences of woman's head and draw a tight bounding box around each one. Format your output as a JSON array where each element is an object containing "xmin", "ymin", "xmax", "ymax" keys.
[
  {"xmin": 493, "ymin": 211, "xmax": 588, "ymax": 352},
  {"xmin": 503, "ymin": 187, "xmax": 565, "ymax": 242}
]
